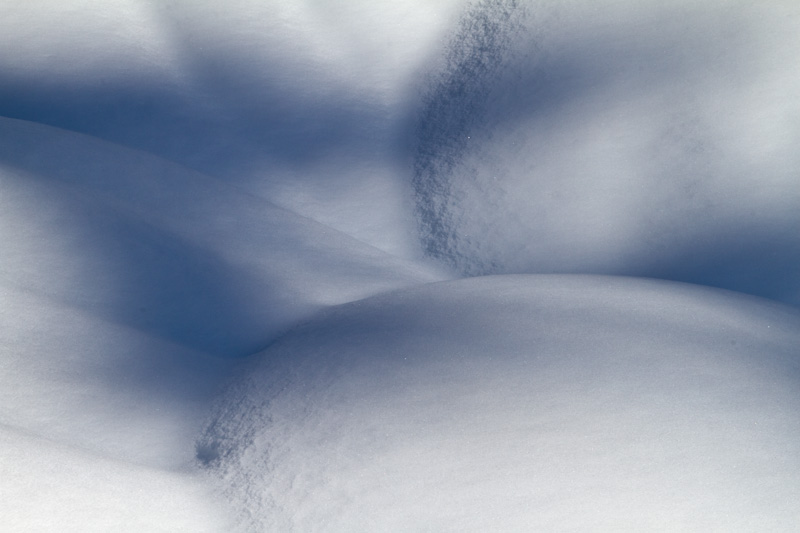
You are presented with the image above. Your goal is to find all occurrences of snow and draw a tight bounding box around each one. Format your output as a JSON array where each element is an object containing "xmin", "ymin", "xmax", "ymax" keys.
[
  {"xmin": 1, "ymin": 425, "xmax": 234, "ymax": 533},
  {"xmin": 199, "ymin": 275, "xmax": 800, "ymax": 531},
  {"xmin": 0, "ymin": 116, "xmax": 445, "ymax": 358},
  {"xmin": 1, "ymin": 0, "xmax": 799, "ymax": 531},
  {"xmin": 411, "ymin": 0, "xmax": 800, "ymax": 305}
]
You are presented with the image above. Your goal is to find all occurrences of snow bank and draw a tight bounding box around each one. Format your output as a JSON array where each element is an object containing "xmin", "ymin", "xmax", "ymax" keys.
[{"xmin": 199, "ymin": 274, "xmax": 800, "ymax": 531}]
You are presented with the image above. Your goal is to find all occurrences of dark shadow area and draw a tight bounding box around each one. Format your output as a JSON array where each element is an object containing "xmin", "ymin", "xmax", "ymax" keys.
[
  {"xmin": 0, "ymin": 0, "xmax": 401, "ymax": 186},
  {"xmin": 81, "ymin": 208, "xmax": 280, "ymax": 358},
  {"xmin": 3, "ymin": 175, "xmax": 281, "ymax": 358},
  {"xmin": 0, "ymin": 73, "xmax": 390, "ymax": 183},
  {"xmin": 632, "ymin": 223, "xmax": 800, "ymax": 309}
]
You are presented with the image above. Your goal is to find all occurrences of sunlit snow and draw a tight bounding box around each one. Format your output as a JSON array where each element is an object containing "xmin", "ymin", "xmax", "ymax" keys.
[{"xmin": 1, "ymin": 0, "xmax": 798, "ymax": 531}]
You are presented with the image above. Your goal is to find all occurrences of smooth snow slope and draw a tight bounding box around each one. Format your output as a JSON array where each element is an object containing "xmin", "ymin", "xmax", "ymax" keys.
[
  {"xmin": 1, "ymin": 425, "xmax": 234, "ymax": 533},
  {"xmin": 0, "ymin": 116, "xmax": 446, "ymax": 358},
  {"xmin": 199, "ymin": 275, "xmax": 800, "ymax": 532}
]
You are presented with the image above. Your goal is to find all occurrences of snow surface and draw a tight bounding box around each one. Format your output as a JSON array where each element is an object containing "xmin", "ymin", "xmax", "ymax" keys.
[
  {"xmin": 1, "ymin": 0, "xmax": 799, "ymax": 531},
  {"xmin": 411, "ymin": 0, "xmax": 800, "ymax": 305},
  {"xmin": 199, "ymin": 275, "xmax": 800, "ymax": 531}
]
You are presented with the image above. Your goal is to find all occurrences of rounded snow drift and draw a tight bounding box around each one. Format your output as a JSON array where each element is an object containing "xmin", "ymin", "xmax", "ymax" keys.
[{"xmin": 199, "ymin": 275, "xmax": 800, "ymax": 531}]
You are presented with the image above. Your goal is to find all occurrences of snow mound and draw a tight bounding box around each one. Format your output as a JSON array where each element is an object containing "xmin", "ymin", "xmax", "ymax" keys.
[
  {"xmin": 199, "ymin": 274, "xmax": 800, "ymax": 531},
  {"xmin": 412, "ymin": 0, "xmax": 800, "ymax": 306}
]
